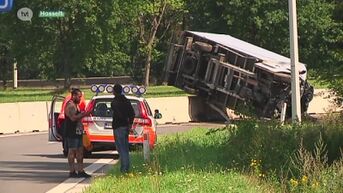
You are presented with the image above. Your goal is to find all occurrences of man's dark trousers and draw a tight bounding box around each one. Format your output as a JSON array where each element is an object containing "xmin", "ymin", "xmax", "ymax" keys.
[{"xmin": 113, "ymin": 126, "xmax": 130, "ymax": 173}]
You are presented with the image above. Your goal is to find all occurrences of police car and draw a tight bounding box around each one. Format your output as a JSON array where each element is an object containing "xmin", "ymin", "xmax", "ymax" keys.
[{"xmin": 48, "ymin": 84, "xmax": 160, "ymax": 156}]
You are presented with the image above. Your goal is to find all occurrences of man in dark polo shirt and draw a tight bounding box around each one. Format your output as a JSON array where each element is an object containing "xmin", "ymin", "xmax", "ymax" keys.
[{"xmin": 111, "ymin": 84, "xmax": 135, "ymax": 173}]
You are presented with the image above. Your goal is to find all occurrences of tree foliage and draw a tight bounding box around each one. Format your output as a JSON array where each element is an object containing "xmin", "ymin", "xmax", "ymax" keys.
[
  {"xmin": 0, "ymin": 41, "xmax": 12, "ymax": 88},
  {"xmin": 133, "ymin": 0, "xmax": 185, "ymax": 86},
  {"xmin": 185, "ymin": 0, "xmax": 343, "ymax": 101},
  {"xmin": 0, "ymin": 1, "xmax": 134, "ymax": 88},
  {"xmin": 0, "ymin": 0, "xmax": 341, "ymax": 96}
]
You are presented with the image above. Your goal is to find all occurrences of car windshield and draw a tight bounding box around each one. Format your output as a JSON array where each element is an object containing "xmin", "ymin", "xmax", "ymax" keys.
[{"xmin": 91, "ymin": 98, "xmax": 140, "ymax": 118}]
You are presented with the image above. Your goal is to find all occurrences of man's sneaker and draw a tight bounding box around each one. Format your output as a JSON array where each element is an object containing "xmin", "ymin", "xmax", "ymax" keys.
[
  {"xmin": 69, "ymin": 171, "xmax": 78, "ymax": 178},
  {"xmin": 78, "ymin": 171, "xmax": 91, "ymax": 178}
]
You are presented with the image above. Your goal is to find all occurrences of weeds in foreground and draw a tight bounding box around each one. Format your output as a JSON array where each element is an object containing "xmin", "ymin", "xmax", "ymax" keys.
[
  {"xmin": 85, "ymin": 116, "xmax": 343, "ymax": 193},
  {"xmin": 288, "ymin": 135, "xmax": 343, "ymax": 192}
]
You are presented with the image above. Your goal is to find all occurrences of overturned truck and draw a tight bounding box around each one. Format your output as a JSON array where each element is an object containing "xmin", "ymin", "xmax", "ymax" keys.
[{"xmin": 165, "ymin": 31, "xmax": 313, "ymax": 121}]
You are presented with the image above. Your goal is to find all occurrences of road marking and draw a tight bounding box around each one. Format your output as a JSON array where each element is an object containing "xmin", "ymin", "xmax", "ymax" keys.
[
  {"xmin": 48, "ymin": 142, "xmax": 60, "ymax": 144},
  {"xmin": 0, "ymin": 131, "xmax": 48, "ymax": 138},
  {"xmin": 46, "ymin": 155, "xmax": 118, "ymax": 193}
]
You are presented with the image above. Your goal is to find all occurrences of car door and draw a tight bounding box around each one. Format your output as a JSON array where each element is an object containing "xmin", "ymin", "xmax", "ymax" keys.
[{"xmin": 48, "ymin": 95, "xmax": 65, "ymax": 142}]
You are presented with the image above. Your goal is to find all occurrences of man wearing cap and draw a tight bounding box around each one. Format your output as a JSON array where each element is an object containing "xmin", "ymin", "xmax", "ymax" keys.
[{"xmin": 111, "ymin": 84, "xmax": 135, "ymax": 173}]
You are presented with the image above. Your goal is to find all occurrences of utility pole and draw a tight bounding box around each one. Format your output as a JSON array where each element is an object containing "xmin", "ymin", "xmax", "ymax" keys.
[{"xmin": 288, "ymin": 0, "xmax": 301, "ymax": 123}]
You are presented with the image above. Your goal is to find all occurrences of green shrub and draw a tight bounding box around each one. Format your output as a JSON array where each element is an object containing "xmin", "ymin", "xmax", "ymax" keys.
[
  {"xmin": 85, "ymin": 127, "xmax": 276, "ymax": 193},
  {"xmin": 85, "ymin": 116, "xmax": 343, "ymax": 193},
  {"xmin": 224, "ymin": 116, "xmax": 343, "ymax": 192},
  {"xmin": 289, "ymin": 135, "xmax": 343, "ymax": 192}
]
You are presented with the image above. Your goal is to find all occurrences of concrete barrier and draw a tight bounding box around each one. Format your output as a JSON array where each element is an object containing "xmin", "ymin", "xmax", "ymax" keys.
[
  {"xmin": 307, "ymin": 89, "xmax": 342, "ymax": 114},
  {"xmin": 0, "ymin": 97, "xmax": 191, "ymax": 134},
  {"xmin": 0, "ymin": 89, "xmax": 340, "ymax": 134},
  {"xmin": 146, "ymin": 97, "xmax": 191, "ymax": 124},
  {"xmin": 0, "ymin": 102, "xmax": 50, "ymax": 134}
]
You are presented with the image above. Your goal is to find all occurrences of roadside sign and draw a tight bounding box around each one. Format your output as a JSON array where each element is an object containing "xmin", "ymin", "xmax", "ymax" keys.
[{"xmin": 0, "ymin": 0, "xmax": 13, "ymax": 12}]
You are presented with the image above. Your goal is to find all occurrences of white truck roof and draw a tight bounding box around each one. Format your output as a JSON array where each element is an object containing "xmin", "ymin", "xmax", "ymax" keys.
[{"xmin": 188, "ymin": 31, "xmax": 307, "ymax": 79}]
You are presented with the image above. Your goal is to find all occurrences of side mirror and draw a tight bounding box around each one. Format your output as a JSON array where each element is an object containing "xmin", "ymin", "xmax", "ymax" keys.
[{"xmin": 154, "ymin": 109, "xmax": 162, "ymax": 119}]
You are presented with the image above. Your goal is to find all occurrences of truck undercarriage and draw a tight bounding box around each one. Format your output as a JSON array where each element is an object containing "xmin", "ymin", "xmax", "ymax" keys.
[{"xmin": 165, "ymin": 31, "xmax": 314, "ymax": 121}]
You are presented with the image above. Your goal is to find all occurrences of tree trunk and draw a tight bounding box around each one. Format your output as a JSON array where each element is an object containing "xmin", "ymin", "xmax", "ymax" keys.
[
  {"xmin": 63, "ymin": 60, "xmax": 71, "ymax": 89},
  {"xmin": 2, "ymin": 80, "xmax": 7, "ymax": 90},
  {"xmin": 63, "ymin": 51, "xmax": 71, "ymax": 89},
  {"xmin": 59, "ymin": 18, "xmax": 71, "ymax": 90},
  {"xmin": 64, "ymin": 75, "xmax": 71, "ymax": 90},
  {"xmin": 144, "ymin": 45, "xmax": 153, "ymax": 86},
  {"xmin": 142, "ymin": 1, "xmax": 167, "ymax": 86}
]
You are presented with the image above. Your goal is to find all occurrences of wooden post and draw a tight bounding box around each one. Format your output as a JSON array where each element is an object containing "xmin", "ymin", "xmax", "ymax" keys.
[{"xmin": 280, "ymin": 102, "xmax": 287, "ymax": 125}]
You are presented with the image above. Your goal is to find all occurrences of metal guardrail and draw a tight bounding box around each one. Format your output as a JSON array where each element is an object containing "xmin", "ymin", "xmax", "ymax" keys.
[{"xmin": 0, "ymin": 76, "xmax": 133, "ymax": 88}]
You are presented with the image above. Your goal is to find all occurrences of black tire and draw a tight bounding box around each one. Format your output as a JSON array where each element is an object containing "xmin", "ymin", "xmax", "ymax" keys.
[{"xmin": 182, "ymin": 54, "xmax": 198, "ymax": 75}]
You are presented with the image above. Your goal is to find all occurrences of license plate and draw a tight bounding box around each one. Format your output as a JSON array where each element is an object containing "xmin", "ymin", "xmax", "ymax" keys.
[{"xmin": 104, "ymin": 122, "xmax": 112, "ymax": 129}]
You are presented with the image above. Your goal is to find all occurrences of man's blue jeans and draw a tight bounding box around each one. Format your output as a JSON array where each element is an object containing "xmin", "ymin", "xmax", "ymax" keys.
[{"xmin": 113, "ymin": 126, "xmax": 130, "ymax": 173}]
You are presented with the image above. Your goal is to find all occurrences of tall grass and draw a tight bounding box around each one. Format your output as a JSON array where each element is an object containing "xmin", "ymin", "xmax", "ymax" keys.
[
  {"xmin": 85, "ymin": 128, "xmax": 276, "ymax": 193},
  {"xmin": 85, "ymin": 115, "xmax": 343, "ymax": 193},
  {"xmin": 224, "ymin": 116, "xmax": 343, "ymax": 192}
]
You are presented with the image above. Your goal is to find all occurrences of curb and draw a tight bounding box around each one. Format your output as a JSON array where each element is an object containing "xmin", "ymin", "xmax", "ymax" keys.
[{"xmin": 46, "ymin": 156, "xmax": 118, "ymax": 193}]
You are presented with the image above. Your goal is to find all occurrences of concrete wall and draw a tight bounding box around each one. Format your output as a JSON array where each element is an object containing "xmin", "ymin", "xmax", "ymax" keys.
[
  {"xmin": 0, "ymin": 97, "xmax": 191, "ymax": 134},
  {"xmin": 146, "ymin": 97, "xmax": 191, "ymax": 124},
  {"xmin": 0, "ymin": 89, "xmax": 340, "ymax": 134},
  {"xmin": 0, "ymin": 102, "xmax": 50, "ymax": 134}
]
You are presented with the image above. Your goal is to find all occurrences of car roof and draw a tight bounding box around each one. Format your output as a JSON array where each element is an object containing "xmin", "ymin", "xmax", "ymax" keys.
[{"xmin": 91, "ymin": 94, "xmax": 145, "ymax": 101}]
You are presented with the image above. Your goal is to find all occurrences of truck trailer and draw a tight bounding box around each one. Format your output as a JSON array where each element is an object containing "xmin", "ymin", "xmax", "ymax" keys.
[{"xmin": 165, "ymin": 31, "xmax": 313, "ymax": 121}]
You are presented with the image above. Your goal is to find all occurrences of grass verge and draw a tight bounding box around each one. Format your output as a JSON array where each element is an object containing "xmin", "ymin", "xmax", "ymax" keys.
[
  {"xmin": 85, "ymin": 116, "xmax": 343, "ymax": 193},
  {"xmin": 307, "ymin": 78, "xmax": 329, "ymax": 89},
  {"xmin": 85, "ymin": 128, "xmax": 278, "ymax": 193},
  {"xmin": 0, "ymin": 86, "xmax": 187, "ymax": 103}
]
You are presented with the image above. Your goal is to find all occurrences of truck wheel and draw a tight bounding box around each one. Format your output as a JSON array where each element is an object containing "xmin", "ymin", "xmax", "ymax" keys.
[{"xmin": 182, "ymin": 55, "xmax": 198, "ymax": 75}]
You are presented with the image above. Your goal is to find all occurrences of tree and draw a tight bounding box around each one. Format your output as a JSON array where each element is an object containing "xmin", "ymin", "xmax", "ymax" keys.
[
  {"xmin": 0, "ymin": 42, "xmax": 12, "ymax": 89},
  {"xmin": 136, "ymin": 0, "xmax": 185, "ymax": 86},
  {"xmin": 186, "ymin": 0, "xmax": 342, "ymax": 101},
  {"xmin": 0, "ymin": 0, "xmax": 136, "ymax": 89},
  {"xmin": 322, "ymin": 0, "xmax": 343, "ymax": 105}
]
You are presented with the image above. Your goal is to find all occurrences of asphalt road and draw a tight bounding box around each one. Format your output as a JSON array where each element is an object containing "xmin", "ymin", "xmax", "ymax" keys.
[{"xmin": 0, "ymin": 122, "xmax": 224, "ymax": 193}]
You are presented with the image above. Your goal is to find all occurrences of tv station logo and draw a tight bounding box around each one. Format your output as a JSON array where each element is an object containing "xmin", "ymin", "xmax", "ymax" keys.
[
  {"xmin": 17, "ymin": 7, "xmax": 32, "ymax": 21},
  {"xmin": 0, "ymin": 0, "xmax": 14, "ymax": 12}
]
